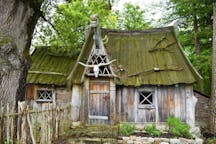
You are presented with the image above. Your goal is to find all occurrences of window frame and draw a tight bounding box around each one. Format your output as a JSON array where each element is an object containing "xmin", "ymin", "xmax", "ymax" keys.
[
  {"xmin": 36, "ymin": 88, "xmax": 53, "ymax": 103},
  {"xmin": 138, "ymin": 89, "xmax": 155, "ymax": 109}
]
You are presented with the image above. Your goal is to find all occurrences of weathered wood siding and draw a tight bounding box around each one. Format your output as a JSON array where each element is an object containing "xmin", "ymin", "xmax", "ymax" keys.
[
  {"xmin": 71, "ymin": 85, "xmax": 82, "ymax": 121},
  {"xmin": 26, "ymin": 84, "xmax": 71, "ymax": 105},
  {"xmin": 89, "ymin": 79, "xmax": 110, "ymax": 124},
  {"xmin": 116, "ymin": 85, "xmax": 191, "ymax": 123}
]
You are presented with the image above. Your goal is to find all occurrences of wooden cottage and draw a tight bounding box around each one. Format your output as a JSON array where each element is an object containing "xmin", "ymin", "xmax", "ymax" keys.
[
  {"xmin": 67, "ymin": 16, "xmax": 203, "ymax": 127},
  {"xmin": 26, "ymin": 47, "xmax": 77, "ymax": 106},
  {"xmin": 26, "ymin": 16, "xmax": 206, "ymax": 127}
]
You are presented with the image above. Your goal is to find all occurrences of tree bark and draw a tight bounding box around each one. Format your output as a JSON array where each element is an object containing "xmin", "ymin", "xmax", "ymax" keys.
[
  {"xmin": 0, "ymin": 0, "xmax": 43, "ymax": 111},
  {"xmin": 194, "ymin": 15, "xmax": 201, "ymax": 54},
  {"xmin": 211, "ymin": 2, "xmax": 216, "ymax": 133}
]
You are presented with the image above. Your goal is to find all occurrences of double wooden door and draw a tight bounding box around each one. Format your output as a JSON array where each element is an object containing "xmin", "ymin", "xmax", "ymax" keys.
[{"xmin": 89, "ymin": 79, "xmax": 110, "ymax": 124}]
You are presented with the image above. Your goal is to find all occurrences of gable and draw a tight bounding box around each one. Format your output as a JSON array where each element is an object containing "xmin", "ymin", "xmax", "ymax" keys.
[{"xmin": 68, "ymin": 27, "xmax": 202, "ymax": 87}]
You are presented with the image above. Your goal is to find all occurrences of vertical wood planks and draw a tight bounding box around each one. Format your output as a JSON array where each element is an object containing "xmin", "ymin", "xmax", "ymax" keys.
[
  {"xmin": 168, "ymin": 87, "xmax": 175, "ymax": 116},
  {"xmin": 89, "ymin": 79, "xmax": 110, "ymax": 124},
  {"xmin": 83, "ymin": 78, "xmax": 89, "ymax": 123},
  {"xmin": 71, "ymin": 85, "xmax": 81, "ymax": 121},
  {"xmin": 110, "ymin": 79, "xmax": 116, "ymax": 125}
]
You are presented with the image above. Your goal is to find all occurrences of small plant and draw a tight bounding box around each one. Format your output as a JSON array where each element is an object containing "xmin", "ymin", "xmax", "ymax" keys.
[
  {"xmin": 144, "ymin": 124, "xmax": 162, "ymax": 137},
  {"xmin": 120, "ymin": 122, "xmax": 136, "ymax": 136},
  {"xmin": 208, "ymin": 137, "xmax": 216, "ymax": 144},
  {"xmin": 167, "ymin": 116, "xmax": 192, "ymax": 138}
]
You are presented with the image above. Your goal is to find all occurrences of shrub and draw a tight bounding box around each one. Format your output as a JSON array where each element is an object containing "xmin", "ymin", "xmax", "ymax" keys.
[
  {"xmin": 167, "ymin": 116, "xmax": 192, "ymax": 138},
  {"xmin": 120, "ymin": 122, "xmax": 136, "ymax": 136},
  {"xmin": 144, "ymin": 124, "xmax": 162, "ymax": 137}
]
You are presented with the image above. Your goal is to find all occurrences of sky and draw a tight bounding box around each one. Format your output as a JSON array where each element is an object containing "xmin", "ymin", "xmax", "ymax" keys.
[{"xmin": 113, "ymin": 0, "xmax": 170, "ymax": 26}]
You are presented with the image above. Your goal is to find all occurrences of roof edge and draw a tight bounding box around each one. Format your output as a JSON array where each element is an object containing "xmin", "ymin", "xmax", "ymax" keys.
[
  {"xmin": 67, "ymin": 27, "xmax": 94, "ymax": 88},
  {"xmin": 170, "ymin": 26, "xmax": 203, "ymax": 91}
]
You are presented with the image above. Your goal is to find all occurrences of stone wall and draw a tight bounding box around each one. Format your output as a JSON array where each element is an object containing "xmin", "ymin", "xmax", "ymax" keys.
[
  {"xmin": 194, "ymin": 90, "xmax": 210, "ymax": 128},
  {"xmin": 120, "ymin": 136, "xmax": 203, "ymax": 144}
]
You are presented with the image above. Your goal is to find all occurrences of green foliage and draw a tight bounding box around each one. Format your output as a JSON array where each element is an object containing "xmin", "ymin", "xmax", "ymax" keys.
[
  {"xmin": 120, "ymin": 122, "xmax": 136, "ymax": 136},
  {"xmin": 208, "ymin": 137, "xmax": 216, "ymax": 144},
  {"xmin": 35, "ymin": 0, "xmax": 151, "ymax": 57},
  {"xmin": 164, "ymin": 0, "xmax": 213, "ymax": 95},
  {"xmin": 144, "ymin": 124, "xmax": 162, "ymax": 137},
  {"xmin": 117, "ymin": 3, "xmax": 151, "ymax": 30},
  {"xmin": 167, "ymin": 116, "xmax": 192, "ymax": 138}
]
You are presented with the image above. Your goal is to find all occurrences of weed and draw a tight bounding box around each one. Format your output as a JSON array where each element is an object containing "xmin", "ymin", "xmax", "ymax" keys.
[
  {"xmin": 144, "ymin": 124, "xmax": 162, "ymax": 137},
  {"xmin": 120, "ymin": 122, "xmax": 136, "ymax": 136},
  {"xmin": 167, "ymin": 116, "xmax": 192, "ymax": 138}
]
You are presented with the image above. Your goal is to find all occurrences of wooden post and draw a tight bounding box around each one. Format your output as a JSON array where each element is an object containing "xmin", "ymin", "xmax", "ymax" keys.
[
  {"xmin": 0, "ymin": 105, "xmax": 4, "ymax": 144},
  {"xmin": 27, "ymin": 106, "xmax": 36, "ymax": 144},
  {"xmin": 110, "ymin": 79, "xmax": 116, "ymax": 125},
  {"xmin": 47, "ymin": 104, "xmax": 51, "ymax": 144},
  {"xmin": 40, "ymin": 105, "xmax": 46, "ymax": 144},
  {"xmin": 55, "ymin": 107, "xmax": 60, "ymax": 140},
  {"xmin": 211, "ymin": 2, "xmax": 216, "ymax": 133},
  {"xmin": 21, "ymin": 104, "xmax": 27, "ymax": 144},
  {"xmin": 17, "ymin": 103, "xmax": 22, "ymax": 144},
  {"xmin": 83, "ymin": 78, "xmax": 89, "ymax": 123},
  {"xmin": 6, "ymin": 103, "xmax": 10, "ymax": 144}
]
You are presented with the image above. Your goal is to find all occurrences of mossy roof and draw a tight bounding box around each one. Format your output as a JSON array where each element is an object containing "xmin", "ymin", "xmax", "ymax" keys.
[
  {"xmin": 68, "ymin": 26, "xmax": 202, "ymax": 87},
  {"xmin": 27, "ymin": 47, "xmax": 77, "ymax": 86}
]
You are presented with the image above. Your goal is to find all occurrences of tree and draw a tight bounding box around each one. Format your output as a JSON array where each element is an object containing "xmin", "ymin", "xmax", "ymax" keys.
[
  {"xmin": 34, "ymin": 0, "xmax": 151, "ymax": 56},
  {"xmin": 163, "ymin": 0, "xmax": 213, "ymax": 95},
  {"xmin": 34, "ymin": 0, "xmax": 115, "ymax": 56},
  {"xmin": 118, "ymin": 3, "xmax": 151, "ymax": 30},
  {"xmin": 211, "ymin": 2, "xmax": 216, "ymax": 133},
  {"xmin": 0, "ymin": 0, "xmax": 43, "ymax": 111}
]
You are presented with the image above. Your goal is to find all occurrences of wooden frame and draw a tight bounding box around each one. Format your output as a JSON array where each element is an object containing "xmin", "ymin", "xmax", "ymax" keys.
[
  {"xmin": 36, "ymin": 88, "xmax": 54, "ymax": 103},
  {"xmin": 138, "ymin": 90, "xmax": 155, "ymax": 109}
]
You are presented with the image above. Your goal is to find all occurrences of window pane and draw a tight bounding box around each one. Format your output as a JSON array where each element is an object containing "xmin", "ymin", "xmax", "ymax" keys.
[
  {"xmin": 37, "ymin": 89, "xmax": 53, "ymax": 102},
  {"xmin": 139, "ymin": 91, "xmax": 153, "ymax": 105}
]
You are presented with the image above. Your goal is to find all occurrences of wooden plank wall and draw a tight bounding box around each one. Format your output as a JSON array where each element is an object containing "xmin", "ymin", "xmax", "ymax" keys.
[{"xmin": 116, "ymin": 85, "xmax": 190, "ymax": 123}]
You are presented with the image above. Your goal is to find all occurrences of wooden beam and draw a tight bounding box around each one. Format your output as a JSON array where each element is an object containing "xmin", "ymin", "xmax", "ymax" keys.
[
  {"xmin": 88, "ymin": 115, "xmax": 108, "ymax": 120},
  {"xmin": 28, "ymin": 71, "xmax": 66, "ymax": 76}
]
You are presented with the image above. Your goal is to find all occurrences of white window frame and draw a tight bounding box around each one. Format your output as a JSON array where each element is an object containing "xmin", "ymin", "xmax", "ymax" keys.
[
  {"xmin": 36, "ymin": 88, "xmax": 53, "ymax": 102},
  {"xmin": 138, "ymin": 90, "xmax": 155, "ymax": 109}
]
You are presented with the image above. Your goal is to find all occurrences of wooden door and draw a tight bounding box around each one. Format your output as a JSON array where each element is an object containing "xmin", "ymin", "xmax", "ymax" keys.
[{"xmin": 89, "ymin": 79, "xmax": 110, "ymax": 124}]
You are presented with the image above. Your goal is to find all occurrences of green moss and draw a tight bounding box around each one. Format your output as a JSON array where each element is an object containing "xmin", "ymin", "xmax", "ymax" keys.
[
  {"xmin": 70, "ymin": 27, "xmax": 201, "ymax": 87},
  {"xmin": 0, "ymin": 35, "xmax": 12, "ymax": 45},
  {"xmin": 27, "ymin": 47, "xmax": 77, "ymax": 85}
]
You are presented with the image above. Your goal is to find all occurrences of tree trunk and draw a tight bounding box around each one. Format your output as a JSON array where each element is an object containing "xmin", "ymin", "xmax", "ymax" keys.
[
  {"xmin": 211, "ymin": 2, "xmax": 216, "ymax": 133},
  {"xmin": 0, "ymin": 0, "xmax": 43, "ymax": 111},
  {"xmin": 194, "ymin": 15, "xmax": 201, "ymax": 54}
]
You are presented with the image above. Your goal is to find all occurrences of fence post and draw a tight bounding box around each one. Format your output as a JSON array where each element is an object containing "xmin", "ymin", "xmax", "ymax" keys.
[
  {"xmin": 0, "ymin": 105, "xmax": 4, "ymax": 144},
  {"xmin": 55, "ymin": 106, "xmax": 60, "ymax": 140},
  {"xmin": 27, "ymin": 106, "xmax": 36, "ymax": 144},
  {"xmin": 6, "ymin": 103, "xmax": 10, "ymax": 144},
  {"xmin": 21, "ymin": 104, "xmax": 27, "ymax": 144}
]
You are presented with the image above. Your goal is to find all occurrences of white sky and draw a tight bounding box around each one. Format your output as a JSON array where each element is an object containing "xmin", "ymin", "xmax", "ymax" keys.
[{"xmin": 113, "ymin": 0, "xmax": 170, "ymax": 26}]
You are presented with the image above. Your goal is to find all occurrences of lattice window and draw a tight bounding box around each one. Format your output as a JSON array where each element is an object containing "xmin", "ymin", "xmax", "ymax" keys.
[
  {"xmin": 86, "ymin": 54, "xmax": 112, "ymax": 76},
  {"xmin": 138, "ymin": 91, "xmax": 154, "ymax": 108},
  {"xmin": 37, "ymin": 89, "xmax": 53, "ymax": 102}
]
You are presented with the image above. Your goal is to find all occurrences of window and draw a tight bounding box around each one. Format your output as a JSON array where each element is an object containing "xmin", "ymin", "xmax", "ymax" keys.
[
  {"xmin": 36, "ymin": 89, "xmax": 53, "ymax": 102},
  {"xmin": 138, "ymin": 91, "xmax": 154, "ymax": 108}
]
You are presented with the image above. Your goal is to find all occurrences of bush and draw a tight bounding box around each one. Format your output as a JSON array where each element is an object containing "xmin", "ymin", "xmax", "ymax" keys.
[
  {"xmin": 167, "ymin": 116, "xmax": 192, "ymax": 138},
  {"xmin": 120, "ymin": 122, "xmax": 136, "ymax": 136},
  {"xmin": 144, "ymin": 124, "xmax": 162, "ymax": 137}
]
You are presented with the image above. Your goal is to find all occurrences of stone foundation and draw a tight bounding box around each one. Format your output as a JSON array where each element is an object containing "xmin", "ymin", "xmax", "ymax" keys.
[{"xmin": 119, "ymin": 136, "xmax": 203, "ymax": 144}]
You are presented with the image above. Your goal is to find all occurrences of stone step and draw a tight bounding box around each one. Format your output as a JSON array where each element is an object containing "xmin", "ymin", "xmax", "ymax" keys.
[{"xmin": 67, "ymin": 137, "xmax": 117, "ymax": 144}]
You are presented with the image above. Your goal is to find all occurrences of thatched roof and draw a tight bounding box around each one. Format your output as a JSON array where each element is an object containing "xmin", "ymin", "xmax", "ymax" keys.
[
  {"xmin": 27, "ymin": 47, "xmax": 77, "ymax": 86},
  {"xmin": 68, "ymin": 26, "xmax": 202, "ymax": 87}
]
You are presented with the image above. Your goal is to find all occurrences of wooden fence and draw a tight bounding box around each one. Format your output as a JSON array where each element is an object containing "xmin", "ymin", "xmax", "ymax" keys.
[{"xmin": 0, "ymin": 102, "xmax": 71, "ymax": 144}]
